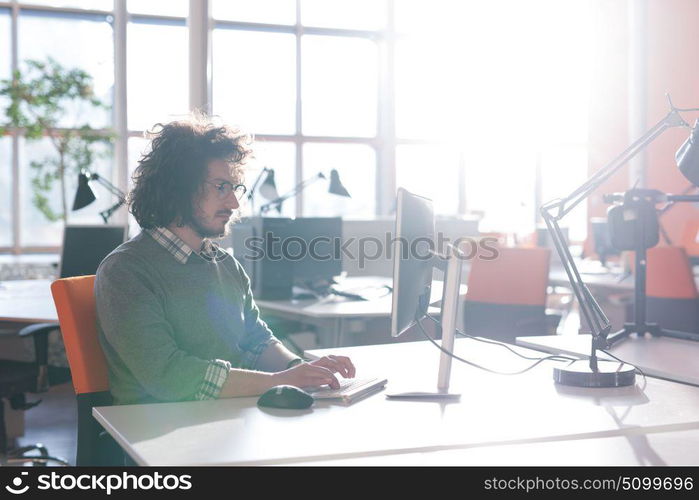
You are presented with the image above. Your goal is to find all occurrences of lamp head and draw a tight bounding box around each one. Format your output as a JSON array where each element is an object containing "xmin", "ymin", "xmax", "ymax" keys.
[
  {"xmin": 258, "ymin": 169, "xmax": 280, "ymax": 201},
  {"xmin": 328, "ymin": 169, "xmax": 351, "ymax": 198},
  {"xmin": 72, "ymin": 172, "xmax": 97, "ymax": 211},
  {"xmin": 677, "ymin": 119, "xmax": 699, "ymax": 187}
]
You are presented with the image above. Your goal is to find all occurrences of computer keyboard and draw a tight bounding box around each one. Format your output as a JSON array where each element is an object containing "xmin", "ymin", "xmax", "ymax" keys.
[{"xmin": 305, "ymin": 376, "xmax": 388, "ymax": 404}]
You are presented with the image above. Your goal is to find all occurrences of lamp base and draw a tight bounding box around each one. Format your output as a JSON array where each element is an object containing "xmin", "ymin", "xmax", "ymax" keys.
[{"xmin": 553, "ymin": 360, "xmax": 636, "ymax": 388}]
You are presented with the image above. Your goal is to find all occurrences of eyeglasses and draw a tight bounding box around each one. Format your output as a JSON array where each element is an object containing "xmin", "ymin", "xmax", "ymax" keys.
[{"xmin": 204, "ymin": 181, "xmax": 247, "ymax": 201}]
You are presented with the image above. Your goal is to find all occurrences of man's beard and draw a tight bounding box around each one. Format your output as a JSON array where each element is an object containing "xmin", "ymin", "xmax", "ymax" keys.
[{"xmin": 190, "ymin": 214, "xmax": 232, "ymax": 239}]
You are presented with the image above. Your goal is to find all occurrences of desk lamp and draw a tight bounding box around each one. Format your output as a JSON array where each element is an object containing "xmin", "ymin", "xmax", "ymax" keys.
[
  {"xmin": 259, "ymin": 169, "xmax": 351, "ymax": 214},
  {"xmin": 247, "ymin": 167, "xmax": 279, "ymax": 212},
  {"xmin": 72, "ymin": 171, "xmax": 127, "ymax": 223},
  {"xmin": 541, "ymin": 95, "xmax": 699, "ymax": 388}
]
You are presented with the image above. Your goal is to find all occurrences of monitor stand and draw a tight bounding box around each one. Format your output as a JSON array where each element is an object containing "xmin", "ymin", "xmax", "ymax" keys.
[{"xmin": 386, "ymin": 244, "xmax": 463, "ymax": 400}]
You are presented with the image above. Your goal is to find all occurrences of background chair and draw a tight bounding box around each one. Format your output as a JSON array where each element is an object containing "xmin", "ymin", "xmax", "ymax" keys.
[
  {"xmin": 0, "ymin": 325, "xmax": 69, "ymax": 465},
  {"xmin": 646, "ymin": 246, "xmax": 699, "ymax": 334},
  {"xmin": 463, "ymin": 247, "xmax": 559, "ymax": 343},
  {"xmin": 51, "ymin": 275, "xmax": 123, "ymax": 466}
]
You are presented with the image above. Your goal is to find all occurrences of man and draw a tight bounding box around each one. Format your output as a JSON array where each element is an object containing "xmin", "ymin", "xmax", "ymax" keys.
[{"xmin": 95, "ymin": 115, "xmax": 354, "ymax": 405}]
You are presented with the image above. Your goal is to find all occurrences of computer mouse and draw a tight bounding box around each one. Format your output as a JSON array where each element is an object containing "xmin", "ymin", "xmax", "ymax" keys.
[{"xmin": 257, "ymin": 385, "xmax": 314, "ymax": 410}]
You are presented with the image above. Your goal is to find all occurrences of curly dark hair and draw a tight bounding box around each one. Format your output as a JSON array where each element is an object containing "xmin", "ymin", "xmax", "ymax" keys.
[{"xmin": 128, "ymin": 114, "xmax": 253, "ymax": 229}]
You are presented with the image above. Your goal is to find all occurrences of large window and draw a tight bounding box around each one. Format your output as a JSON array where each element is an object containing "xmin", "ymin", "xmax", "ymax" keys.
[{"xmin": 1, "ymin": 0, "xmax": 593, "ymax": 252}]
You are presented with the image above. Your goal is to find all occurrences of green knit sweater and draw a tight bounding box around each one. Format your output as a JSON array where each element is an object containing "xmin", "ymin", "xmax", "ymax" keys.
[{"xmin": 95, "ymin": 231, "xmax": 278, "ymax": 405}]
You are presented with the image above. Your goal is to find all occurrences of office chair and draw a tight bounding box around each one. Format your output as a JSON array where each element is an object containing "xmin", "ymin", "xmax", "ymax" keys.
[
  {"xmin": 0, "ymin": 324, "xmax": 69, "ymax": 465},
  {"xmin": 680, "ymin": 218, "xmax": 699, "ymax": 266},
  {"xmin": 51, "ymin": 276, "xmax": 123, "ymax": 466},
  {"xmin": 463, "ymin": 246, "xmax": 560, "ymax": 343},
  {"xmin": 646, "ymin": 246, "xmax": 699, "ymax": 334}
]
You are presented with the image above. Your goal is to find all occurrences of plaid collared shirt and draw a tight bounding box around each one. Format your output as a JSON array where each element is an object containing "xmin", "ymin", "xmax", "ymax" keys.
[
  {"xmin": 146, "ymin": 227, "xmax": 231, "ymax": 400},
  {"xmin": 146, "ymin": 226, "xmax": 228, "ymax": 264}
]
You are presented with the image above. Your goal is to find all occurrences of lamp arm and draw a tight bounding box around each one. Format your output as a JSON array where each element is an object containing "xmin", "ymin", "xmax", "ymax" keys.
[
  {"xmin": 542, "ymin": 211, "xmax": 612, "ymax": 355},
  {"xmin": 259, "ymin": 172, "xmax": 324, "ymax": 213},
  {"xmin": 545, "ymin": 107, "xmax": 687, "ymax": 222},
  {"xmin": 92, "ymin": 174, "xmax": 126, "ymax": 201}
]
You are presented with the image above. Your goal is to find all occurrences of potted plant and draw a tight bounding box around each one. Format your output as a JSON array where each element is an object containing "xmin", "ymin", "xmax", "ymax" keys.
[{"xmin": 0, "ymin": 57, "xmax": 115, "ymax": 223}]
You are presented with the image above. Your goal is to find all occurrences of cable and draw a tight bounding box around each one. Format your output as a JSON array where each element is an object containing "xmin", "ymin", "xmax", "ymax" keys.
[
  {"xmin": 425, "ymin": 313, "xmax": 577, "ymax": 363},
  {"xmin": 415, "ymin": 317, "xmax": 576, "ymax": 376},
  {"xmin": 421, "ymin": 311, "xmax": 646, "ymax": 383}
]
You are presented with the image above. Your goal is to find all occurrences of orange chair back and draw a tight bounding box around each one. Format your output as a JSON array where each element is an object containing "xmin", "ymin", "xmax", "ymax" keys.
[
  {"xmin": 681, "ymin": 219, "xmax": 699, "ymax": 258},
  {"xmin": 646, "ymin": 246, "xmax": 698, "ymax": 299},
  {"xmin": 51, "ymin": 276, "xmax": 110, "ymax": 395},
  {"xmin": 466, "ymin": 247, "xmax": 550, "ymax": 306}
]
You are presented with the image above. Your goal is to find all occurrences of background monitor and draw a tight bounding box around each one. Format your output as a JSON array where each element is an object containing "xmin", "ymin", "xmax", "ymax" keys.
[
  {"xmin": 59, "ymin": 225, "xmax": 127, "ymax": 278},
  {"xmin": 391, "ymin": 188, "xmax": 436, "ymax": 338},
  {"xmin": 590, "ymin": 217, "xmax": 620, "ymax": 266},
  {"xmin": 291, "ymin": 217, "xmax": 342, "ymax": 286}
]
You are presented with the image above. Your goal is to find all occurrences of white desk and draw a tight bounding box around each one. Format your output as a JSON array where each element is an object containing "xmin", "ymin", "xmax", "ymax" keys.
[
  {"xmin": 0, "ymin": 279, "xmax": 57, "ymax": 324},
  {"xmin": 257, "ymin": 276, "xmax": 465, "ymax": 347},
  {"xmin": 93, "ymin": 338, "xmax": 699, "ymax": 466},
  {"xmin": 516, "ymin": 334, "xmax": 699, "ymax": 386},
  {"xmin": 294, "ymin": 429, "xmax": 699, "ymax": 466}
]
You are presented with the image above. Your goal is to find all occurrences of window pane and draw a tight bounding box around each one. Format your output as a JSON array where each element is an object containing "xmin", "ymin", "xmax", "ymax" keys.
[
  {"xmin": 302, "ymin": 36, "xmax": 377, "ymax": 137},
  {"xmin": 394, "ymin": 36, "xmax": 463, "ymax": 141},
  {"xmin": 19, "ymin": 138, "xmax": 114, "ymax": 247},
  {"xmin": 303, "ymin": 143, "xmax": 375, "ymax": 218},
  {"xmin": 464, "ymin": 142, "xmax": 537, "ymax": 236},
  {"xmin": 0, "ymin": 138, "xmax": 11, "ymax": 247},
  {"xmin": 301, "ymin": 0, "xmax": 386, "ymax": 30},
  {"xmin": 394, "ymin": 0, "xmax": 463, "ymax": 34},
  {"xmin": 18, "ymin": 12, "xmax": 114, "ymax": 130},
  {"xmin": 540, "ymin": 146, "xmax": 588, "ymax": 242},
  {"xmin": 20, "ymin": 0, "xmax": 112, "ymax": 10},
  {"xmin": 213, "ymin": 30, "xmax": 296, "ymax": 135},
  {"xmin": 212, "ymin": 0, "xmax": 295, "ymax": 25},
  {"xmin": 0, "ymin": 9, "xmax": 10, "ymax": 112},
  {"xmin": 127, "ymin": 0, "xmax": 188, "ymax": 17},
  {"xmin": 396, "ymin": 145, "xmax": 460, "ymax": 216},
  {"xmin": 127, "ymin": 22, "xmax": 188, "ymax": 131},
  {"xmin": 246, "ymin": 141, "xmax": 295, "ymax": 217}
]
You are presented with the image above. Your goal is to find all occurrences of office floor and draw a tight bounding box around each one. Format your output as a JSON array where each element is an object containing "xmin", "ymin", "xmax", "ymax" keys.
[{"xmin": 12, "ymin": 382, "xmax": 77, "ymax": 466}]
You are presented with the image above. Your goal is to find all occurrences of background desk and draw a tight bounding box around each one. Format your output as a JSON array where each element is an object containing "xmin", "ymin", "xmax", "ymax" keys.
[
  {"xmin": 548, "ymin": 266, "xmax": 634, "ymax": 292},
  {"xmin": 257, "ymin": 276, "xmax": 465, "ymax": 348},
  {"xmin": 93, "ymin": 338, "xmax": 699, "ymax": 466},
  {"xmin": 516, "ymin": 334, "xmax": 699, "ymax": 386}
]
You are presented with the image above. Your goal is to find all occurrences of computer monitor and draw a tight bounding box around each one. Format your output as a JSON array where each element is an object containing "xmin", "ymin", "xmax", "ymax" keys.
[
  {"xmin": 228, "ymin": 216, "xmax": 342, "ymax": 300},
  {"xmin": 590, "ymin": 218, "xmax": 620, "ymax": 267},
  {"xmin": 59, "ymin": 225, "xmax": 127, "ymax": 278},
  {"xmin": 391, "ymin": 191, "xmax": 435, "ymax": 338},
  {"xmin": 291, "ymin": 217, "xmax": 342, "ymax": 286},
  {"xmin": 388, "ymin": 188, "xmax": 463, "ymax": 399}
]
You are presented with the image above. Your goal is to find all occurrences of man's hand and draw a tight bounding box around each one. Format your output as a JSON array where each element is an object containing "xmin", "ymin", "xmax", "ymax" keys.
[
  {"xmin": 273, "ymin": 355, "xmax": 356, "ymax": 390},
  {"xmin": 274, "ymin": 362, "xmax": 341, "ymax": 389},
  {"xmin": 308, "ymin": 355, "xmax": 356, "ymax": 379}
]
